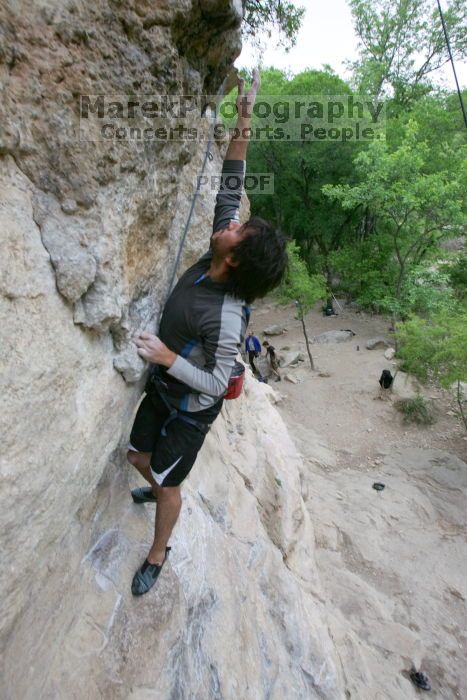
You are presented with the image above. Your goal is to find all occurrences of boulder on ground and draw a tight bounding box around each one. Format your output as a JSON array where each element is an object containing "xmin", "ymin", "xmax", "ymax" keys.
[
  {"xmin": 384, "ymin": 348, "xmax": 396, "ymax": 360},
  {"xmin": 279, "ymin": 351, "xmax": 303, "ymax": 368},
  {"xmin": 314, "ymin": 330, "xmax": 354, "ymax": 344},
  {"xmin": 284, "ymin": 374, "xmax": 299, "ymax": 384},
  {"xmin": 366, "ymin": 337, "xmax": 392, "ymax": 350},
  {"xmin": 391, "ymin": 371, "xmax": 424, "ymax": 400},
  {"xmin": 264, "ymin": 325, "xmax": 287, "ymax": 336}
]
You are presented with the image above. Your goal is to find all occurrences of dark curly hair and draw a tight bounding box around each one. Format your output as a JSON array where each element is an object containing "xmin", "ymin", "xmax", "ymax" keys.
[{"xmin": 227, "ymin": 216, "xmax": 288, "ymax": 304}]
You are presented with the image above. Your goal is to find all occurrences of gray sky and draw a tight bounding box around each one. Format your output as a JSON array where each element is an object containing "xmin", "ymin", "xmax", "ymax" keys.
[{"xmin": 235, "ymin": 0, "xmax": 467, "ymax": 89}]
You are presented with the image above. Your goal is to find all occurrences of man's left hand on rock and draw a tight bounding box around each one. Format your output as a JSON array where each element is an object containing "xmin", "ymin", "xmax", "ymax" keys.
[{"xmin": 133, "ymin": 332, "xmax": 176, "ymax": 368}]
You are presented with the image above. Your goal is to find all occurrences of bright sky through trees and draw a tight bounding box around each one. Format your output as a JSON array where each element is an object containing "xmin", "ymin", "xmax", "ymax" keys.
[{"xmin": 236, "ymin": 0, "xmax": 467, "ymax": 87}]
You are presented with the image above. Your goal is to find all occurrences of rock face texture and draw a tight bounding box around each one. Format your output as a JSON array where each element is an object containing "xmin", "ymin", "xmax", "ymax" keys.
[
  {"xmin": 0, "ymin": 1, "xmax": 343, "ymax": 697},
  {"xmin": 391, "ymin": 371, "xmax": 425, "ymax": 400},
  {"xmin": 309, "ymin": 446, "xmax": 467, "ymax": 699},
  {"xmin": 1, "ymin": 377, "xmax": 343, "ymax": 699}
]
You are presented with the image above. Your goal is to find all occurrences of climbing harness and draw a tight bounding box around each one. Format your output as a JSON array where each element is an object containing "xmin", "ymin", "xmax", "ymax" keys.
[{"xmin": 146, "ymin": 367, "xmax": 211, "ymax": 436}]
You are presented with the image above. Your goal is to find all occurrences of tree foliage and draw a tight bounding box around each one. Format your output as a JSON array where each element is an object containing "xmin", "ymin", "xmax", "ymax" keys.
[
  {"xmin": 396, "ymin": 311, "xmax": 467, "ymax": 428},
  {"xmin": 242, "ymin": 0, "xmax": 306, "ymax": 51},
  {"xmin": 323, "ymin": 121, "xmax": 466, "ymax": 316},
  {"xmin": 277, "ymin": 241, "xmax": 326, "ymax": 369},
  {"xmin": 396, "ymin": 312, "xmax": 467, "ymax": 388},
  {"xmin": 278, "ymin": 241, "xmax": 327, "ymax": 310},
  {"xmin": 348, "ymin": 0, "xmax": 467, "ymax": 102},
  {"xmin": 242, "ymin": 67, "xmax": 361, "ymax": 279},
  {"xmin": 440, "ymin": 254, "xmax": 467, "ymax": 301}
]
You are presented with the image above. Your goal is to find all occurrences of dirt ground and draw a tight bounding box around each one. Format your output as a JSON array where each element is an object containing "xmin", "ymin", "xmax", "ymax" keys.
[{"xmin": 250, "ymin": 298, "xmax": 467, "ymax": 700}]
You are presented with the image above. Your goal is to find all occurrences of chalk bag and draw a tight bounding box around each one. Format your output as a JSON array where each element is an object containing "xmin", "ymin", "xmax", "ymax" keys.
[{"xmin": 224, "ymin": 361, "xmax": 246, "ymax": 400}]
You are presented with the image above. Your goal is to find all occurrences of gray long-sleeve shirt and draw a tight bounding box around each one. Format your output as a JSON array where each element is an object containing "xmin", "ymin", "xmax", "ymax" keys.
[{"xmin": 155, "ymin": 159, "xmax": 249, "ymax": 422}]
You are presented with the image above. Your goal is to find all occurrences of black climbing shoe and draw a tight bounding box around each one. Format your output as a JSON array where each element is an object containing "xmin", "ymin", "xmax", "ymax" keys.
[
  {"xmin": 131, "ymin": 547, "xmax": 171, "ymax": 596},
  {"xmin": 131, "ymin": 486, "xmax": 157, "ymax": 504},
  {"xmin": 410, "ymin": 670, "xmax": 431, "ymax": 691}
]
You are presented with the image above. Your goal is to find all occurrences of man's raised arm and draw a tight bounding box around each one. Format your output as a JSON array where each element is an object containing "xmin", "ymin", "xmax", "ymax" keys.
[
  {"xmin": 225, "ymin": 69, "xmax": 260, "ymax": 161},
  {"xmin": 212, "ymin": 70, "xmax": 260, "ymax": 235}
]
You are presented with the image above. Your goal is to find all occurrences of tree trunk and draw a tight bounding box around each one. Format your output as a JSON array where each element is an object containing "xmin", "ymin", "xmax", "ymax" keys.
[
  {"xmin": 300, "ymin": 311, "xmax": 315, "ymax": 370},
  {"xmin": 395, "ymin": 263, "xmax": 405, "ymax": 304},
  {"xmin": 392, "ymin": 262, "xmax": 406, "ymax": 341},
  {"xmin": 391, "ymin": 312, "xmax": 399, "ymax": 353}
]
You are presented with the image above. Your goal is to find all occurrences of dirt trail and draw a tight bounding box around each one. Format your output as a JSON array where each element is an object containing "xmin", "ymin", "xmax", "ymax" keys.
[{"xmin": 251, "ymin": 298, "xmax": 467, "ymax": 700}]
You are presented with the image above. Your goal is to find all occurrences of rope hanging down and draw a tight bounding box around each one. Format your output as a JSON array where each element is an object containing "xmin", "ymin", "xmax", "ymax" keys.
[
  {"xmin": 436, "ymin": 0, "xmax": 467, "ymax": 128},
  {"xmin": 157, "ymin": 77, "xmax": 229, "ymax": 326}
]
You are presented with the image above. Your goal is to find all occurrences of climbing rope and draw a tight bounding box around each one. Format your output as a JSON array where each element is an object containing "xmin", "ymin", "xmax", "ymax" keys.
[
  {"xmin": 157, "ymin": 78, "xmax": 229, "ymax": 325},
  {"xmin": 436, "ymin": 0, "xmax": 467, "ymax": 128}
]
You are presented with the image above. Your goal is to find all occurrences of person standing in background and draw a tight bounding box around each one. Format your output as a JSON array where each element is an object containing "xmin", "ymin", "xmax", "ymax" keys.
[
  {"xmin": 245, "ymin": 331, "xmax": 261, "ymax": 375},
  {"xmin": 262, "ymin": 340, "xmax": 281, "ymax": 381}
]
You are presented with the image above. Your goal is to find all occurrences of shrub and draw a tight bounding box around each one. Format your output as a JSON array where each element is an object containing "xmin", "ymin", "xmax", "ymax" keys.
[{"xmin": 395, "ymin": 396, "xmax": 436, "ymax": 425}]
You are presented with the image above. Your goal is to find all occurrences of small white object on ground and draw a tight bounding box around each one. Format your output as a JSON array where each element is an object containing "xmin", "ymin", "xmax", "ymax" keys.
[{"xmin": 284, "ymin": 374, "xmax": 299, "ymax": 384}]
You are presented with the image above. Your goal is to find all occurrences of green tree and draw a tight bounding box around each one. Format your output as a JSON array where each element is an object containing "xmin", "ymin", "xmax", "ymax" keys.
[
  {"xmin": 277, "ymin": 241, "xmax": 326, "ymax": 369},
  {"xmin": 323, "ymin": 120, "xmax": 466, "ymax": 319},
  {"xmin": 396, "ymin": 312, "xmax": 467, "ymax": 428},
  {"xmin": 385, "ymin": 88, "xmax": 467, "ymax": 178},
  {"xmin": 398, "ymin": 263, "xmax": 458, "ymax": 316},
  {"xmin": 348, "ymin": 0, "xmax": 467, "ymax": 103},
  {"xmin": 242, "ymin": 68, "xmax": 362, "ymax": 280},
  {"xmin": 440, "ymin": 253, "xmax": 467, "ymax": 301},
  {"xmin": 243, "ymin": 0, "xmax": 306, "ymax": 51}
]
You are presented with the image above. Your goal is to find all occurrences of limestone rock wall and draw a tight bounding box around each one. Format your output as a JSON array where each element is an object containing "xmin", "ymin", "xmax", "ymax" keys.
[
  {"xmin": 0, "ymin": 1, "xmax": 343, "ymax": 696},
  {"xmin": 2, "ymin": 377, "xmax": 343, "ymax": 698}
]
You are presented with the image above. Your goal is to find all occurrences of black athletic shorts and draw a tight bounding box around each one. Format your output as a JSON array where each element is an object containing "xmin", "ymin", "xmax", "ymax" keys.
[{"xmin": 128, "ymin": 391, "xmax": 210, "ymax": 487}]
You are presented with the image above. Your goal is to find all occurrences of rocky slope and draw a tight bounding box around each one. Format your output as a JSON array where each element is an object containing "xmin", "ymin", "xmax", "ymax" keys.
[
  {"xmin": 252, "ymin": 299, "xmax": 467, "ymax": 699},
  {"xmin": 0, "ymin": 2, "xmax": 343, "ymax": 697},
  {"xmin": 1, "ymin": 376, "xmax": 343, "ymax": 699}
]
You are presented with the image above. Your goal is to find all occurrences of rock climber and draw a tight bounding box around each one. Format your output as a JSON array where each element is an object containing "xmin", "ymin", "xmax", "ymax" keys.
[
  {"xmin": 126, "ymin": 69, "xmax": 288, "ymax": 596},
  {"xmin": 245, "ymin": 330, "xmax": 262, "ymax": 375}
]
